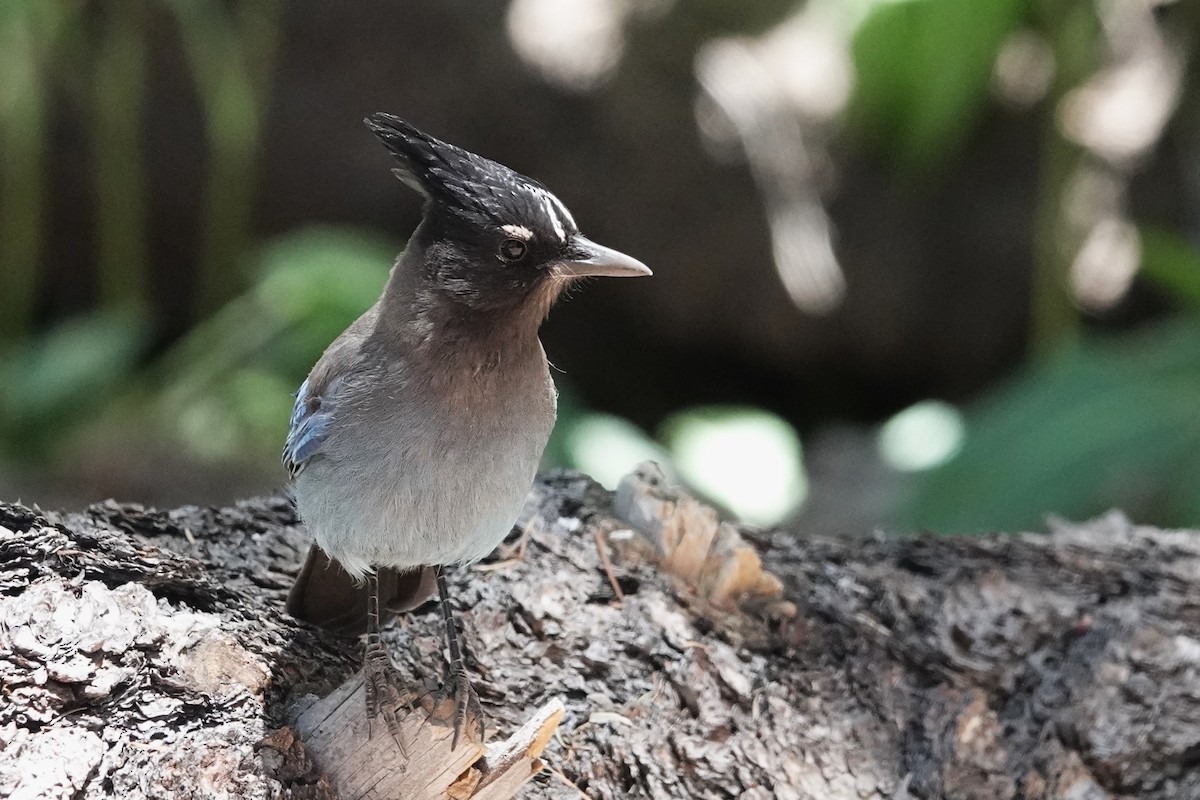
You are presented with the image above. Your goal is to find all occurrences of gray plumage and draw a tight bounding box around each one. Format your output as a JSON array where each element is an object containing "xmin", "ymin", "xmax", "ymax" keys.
[
  {"xmin": 289, "ymin": 260, "xmax": 557, "ymax": 579},
  {"xmin": 284, "ymin": 114, "xmax": 649, "ymax": 748},
  {"xmin": 285, "ymin": 113, "xmax": 650, "ymax": 588}
]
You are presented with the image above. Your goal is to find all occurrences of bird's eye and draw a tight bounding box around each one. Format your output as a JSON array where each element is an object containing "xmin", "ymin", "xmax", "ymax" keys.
[{"xmin": 499, "ymin": 238, "xmax": 527, "ymax": 262}]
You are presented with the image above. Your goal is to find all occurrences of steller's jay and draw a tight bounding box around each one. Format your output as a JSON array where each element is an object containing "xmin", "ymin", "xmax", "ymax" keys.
[{"xmin": 283, "ymin": 114, "xmax": 650, "ymax": 748}]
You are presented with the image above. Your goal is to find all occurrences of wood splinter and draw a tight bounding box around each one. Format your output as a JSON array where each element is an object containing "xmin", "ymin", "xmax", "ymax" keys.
[{"xmin": 295, "ymin": 672, "xmax": 564, "ymax": 800}]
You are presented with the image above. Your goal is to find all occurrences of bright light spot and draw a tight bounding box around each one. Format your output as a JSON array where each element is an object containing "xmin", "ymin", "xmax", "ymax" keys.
[
  {"xmin": 767, "ymin": 199, "xmax": 846, "ymax": 314},
  {"xmin": 661, "ymin": 407, "xmax": 805, "ymax": 525},
  {"xmin": 992, "ymin": 30, "xmax": 1055, "ymax": 108},
  {"xmin": 565, "ymin": 413, "xmax": 671, "ymax": 489},
  {"xmin": 813, "ymin": 0, "xmax": 920, "ymax": 32},
  {"xmin": 693, "ymin": 8, "xmax": 850, "ymax": 316},
  {"xmin": 506, "ymin": 0, "xmax": 627, "ymax": 92},
  {"xmin": 1058, "ymin": 52, "xmax": 1182, "ymax": 165},
  {"xmin": 763, "ymin": 15, "xmax": 853, "ymax": 119},
  {"xmin": 878, "ymin": 401, "xmax": 964, "ymax": 472},
  {"xmin": 1070, "ymin": 216, "xmax": 1141, "ymax": 310}
]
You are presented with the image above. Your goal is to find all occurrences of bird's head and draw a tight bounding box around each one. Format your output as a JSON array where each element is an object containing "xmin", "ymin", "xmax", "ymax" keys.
[{"xmin": 366, "ymin": 113, "xmax": 650, "ymax": 315}]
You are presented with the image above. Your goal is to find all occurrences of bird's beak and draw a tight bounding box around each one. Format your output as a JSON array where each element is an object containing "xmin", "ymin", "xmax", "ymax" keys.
[{"xmin": 558, "ymin": 235, "xmax": 652, "ymax": 278}]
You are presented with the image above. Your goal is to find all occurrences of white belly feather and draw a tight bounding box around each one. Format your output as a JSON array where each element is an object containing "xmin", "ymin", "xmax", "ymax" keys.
[{"xmin": 292, "ymin": 359, "xmax": 556, "ymax": 579}]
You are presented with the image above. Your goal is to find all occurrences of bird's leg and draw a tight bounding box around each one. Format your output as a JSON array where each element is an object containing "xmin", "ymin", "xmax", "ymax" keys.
[
  {"xmin": 362, "ymin": 570, "xmax": 409, "ymax": 752},
  {"xmin": 593, "ymin": 527, "xmax": 626, "ymax": 604},
  {"xmin": 501, "ymin": 514, "xmax": 543, "ymax": 561},
  {"xmin": 434, "ymin": 565, "xmax": 485, "ymax": 748}
]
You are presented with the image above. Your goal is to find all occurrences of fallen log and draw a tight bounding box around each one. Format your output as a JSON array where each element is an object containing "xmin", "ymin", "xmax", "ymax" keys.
[{"xmin": 1, "ymin": 465, "xmax": 1198, "ymax": 798}]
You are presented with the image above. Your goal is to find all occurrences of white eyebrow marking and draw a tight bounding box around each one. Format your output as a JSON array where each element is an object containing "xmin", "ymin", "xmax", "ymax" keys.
[
  {"xmin": 501, "ymin": 224, "xmax": 534, "ymax": 239},
  {"xmin": 542, "ymin": 196, "xmax": 565, "ymax": 240},
  {"xmin": 529, "ymin": 186, "xmax": 575, "ymax": 243}
]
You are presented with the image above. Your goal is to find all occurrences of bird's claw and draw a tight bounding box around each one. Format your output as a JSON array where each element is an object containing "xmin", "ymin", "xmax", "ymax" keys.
[
  {"xmin": 363, "ymin": 640, "xmax": 413, "ymax": 754},
  {"xmin": 364, "ymin": 641, "xmax": 483, "ymax": 753},
  {"xmin": 430, "ymin": 664, "xmax": 485, "ymax": 750}
]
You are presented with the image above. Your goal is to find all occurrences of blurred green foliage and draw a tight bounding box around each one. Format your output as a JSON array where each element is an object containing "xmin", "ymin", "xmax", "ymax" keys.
[
  {"xmin": 0, "ymin": 311, "xmax": 148, "ymax": 459},
  {"xmin": 1140, "ymin": 227, "xmax": 1200, "ymax": 310},
  {"xmin": 0, "ymin": 0, "xmax": 282, "ymax": 335},
  {"xmin": 898, "ymin": 317, "xmax": 1200, "ymax": 532},
  {"xmin": 851, "ymin": 0, "xmax": 1200, "ymax": 532},
  {"xmin": 127, "ymin": 227, "xmax": 396, "ymax": 462},
  {"xmin": 0, "ymin": 0, "xmax": 61, "ymax": 339},
  {"xmin": 894, "ymin": 200, "xmax": 1200, "ymax": 533},
  {"xmin": 848, "ymin": 0, "xmax": 1027, "ymax": 170},
  {"xmin": 0, "ymin": 0, "xmax": 1197, "ymax": 535},
  {"xmin": 166, "ymin": 0, "xmax": 283, "ymax": 315},
  {"xmin": 0, "ymin": 227, "xmax": 394, "ymax": 470}
]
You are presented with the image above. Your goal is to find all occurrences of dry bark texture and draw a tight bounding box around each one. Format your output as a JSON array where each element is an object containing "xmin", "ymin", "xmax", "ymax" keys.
[{"xmin": 2, "ymin": 468, "xmax": 1199, "ymax": 799}]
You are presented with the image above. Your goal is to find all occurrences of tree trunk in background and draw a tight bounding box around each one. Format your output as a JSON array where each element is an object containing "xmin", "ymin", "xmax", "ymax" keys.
[{"xmin": 2, "ymin": 471, "xmax": 1198, "ymax": 799}]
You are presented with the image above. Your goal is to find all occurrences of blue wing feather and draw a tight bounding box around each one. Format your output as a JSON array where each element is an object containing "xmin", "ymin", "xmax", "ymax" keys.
[{"xmin": 283, "ymin": 377, "xmax": 336, "ymax": 477}]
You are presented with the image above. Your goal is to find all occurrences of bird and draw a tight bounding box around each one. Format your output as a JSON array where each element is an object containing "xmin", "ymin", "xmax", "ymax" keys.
[{"xmin": 282, "ymin": 113, "xmax": 651, "ymax": 749}]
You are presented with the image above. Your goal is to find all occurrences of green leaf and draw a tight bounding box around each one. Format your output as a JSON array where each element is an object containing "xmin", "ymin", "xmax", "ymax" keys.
[
  {"xmin": 1139, "ymin": 226, "xmax": 1200, "ymax": 311},
  {"xmin": 895, "ymin": 318, "xmax": 1200, "ymax": 532},
  {"xmin": 848, "ymin": 0, "xmax": 1028, "ymax": 170},
  {"xmin": 0, "ymin": 310, "xmax": 149, "ymax": 456},
  {"xmin": 149, "ymin": 226, "xmax": 395, "ymax": 462}
]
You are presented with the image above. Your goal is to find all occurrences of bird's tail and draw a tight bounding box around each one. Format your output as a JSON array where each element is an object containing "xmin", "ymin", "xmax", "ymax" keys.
[{"xmin": 286, "ymin": 544, "xmax": 436, "ymax": 636}]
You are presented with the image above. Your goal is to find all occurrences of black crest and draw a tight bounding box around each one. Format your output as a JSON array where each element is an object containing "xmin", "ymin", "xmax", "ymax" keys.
[{"xmin": 365, "ymin": 113, "xmax": 576, "ymax": 242}]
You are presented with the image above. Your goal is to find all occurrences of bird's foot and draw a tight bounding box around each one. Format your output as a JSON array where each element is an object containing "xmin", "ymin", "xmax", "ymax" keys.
[
  {"xmin": 427, "ymin": 663, "xmax": 485, "ymax": 750},
  {"xmin": 363, "ymin": 639, "xmax": 414, "ymax": 753},
  {"xmin": 364, "ymin": 641, "xmax": 484, "ymax": 752}
]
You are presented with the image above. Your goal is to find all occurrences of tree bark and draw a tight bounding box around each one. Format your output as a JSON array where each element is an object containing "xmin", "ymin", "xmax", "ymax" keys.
[{"xmin": 2, "ymin": 467, "xmax": 1198, "ymax": 799}]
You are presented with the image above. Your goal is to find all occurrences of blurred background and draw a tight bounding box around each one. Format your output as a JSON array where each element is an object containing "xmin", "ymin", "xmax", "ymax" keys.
[{"xmin": 1, "ymin": 0, "xmax": 1198, "ymax": 535}]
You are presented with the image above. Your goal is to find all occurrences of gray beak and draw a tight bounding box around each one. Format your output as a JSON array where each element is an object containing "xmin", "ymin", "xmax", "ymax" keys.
[{"xmin": 558, "ymin": 235, "xmax": 652, "ymax": 278}]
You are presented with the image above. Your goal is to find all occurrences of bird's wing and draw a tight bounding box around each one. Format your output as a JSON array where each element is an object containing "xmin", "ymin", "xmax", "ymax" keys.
[
  {"xmin": 283, "ymin": 376, "xmax": 341, "ymax": 478},
  {"xmin": 283, "ymin": 304, "xmax": 383, "ymax": 479}
]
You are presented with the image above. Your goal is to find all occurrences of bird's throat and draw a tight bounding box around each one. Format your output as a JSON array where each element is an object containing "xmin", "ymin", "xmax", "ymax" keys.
[{"xmin": 397, "ymin": 282, "xmax": 553, "ymax": 373}]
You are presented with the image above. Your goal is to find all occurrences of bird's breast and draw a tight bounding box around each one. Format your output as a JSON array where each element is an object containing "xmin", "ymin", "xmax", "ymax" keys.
[{"xmin": 292, "ymin": 348, "xmax": 556, "ymax": 576}]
